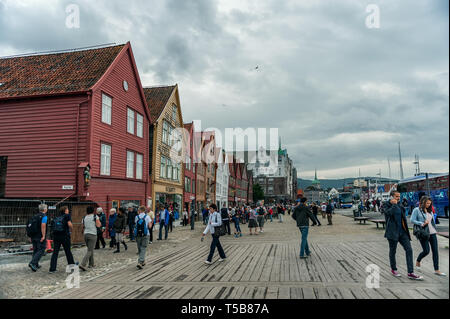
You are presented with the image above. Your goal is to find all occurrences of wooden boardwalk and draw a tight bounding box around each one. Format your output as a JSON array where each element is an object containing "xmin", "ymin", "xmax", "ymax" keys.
[{"xmin": 45, "ymin": 213, "xmax": 449, "ymax": 299}]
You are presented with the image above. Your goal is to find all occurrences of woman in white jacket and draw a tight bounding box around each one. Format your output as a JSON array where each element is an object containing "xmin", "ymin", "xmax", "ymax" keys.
[
  {"xmin": 410, "ymin": 196, "xmax": 446, "ymax": 276},
  {"xmin": 201, "ymin": 204, "xmax": 226, "ymax": 264}
]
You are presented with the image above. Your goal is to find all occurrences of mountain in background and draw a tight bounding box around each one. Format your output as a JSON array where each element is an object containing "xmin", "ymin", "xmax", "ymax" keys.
[{"xmin": 297, "ymin": 177, "xmax": 398, "ymax": 190}]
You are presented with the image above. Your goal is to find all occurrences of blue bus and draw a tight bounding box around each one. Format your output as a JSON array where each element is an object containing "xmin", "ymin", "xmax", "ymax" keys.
[
  {"xmin": 398, "ymin": 173, "xmax": 448, "ymax": 218},
  {"xmin": 338, "ymin": 192, "xmax": 353, "ymax": 209}
]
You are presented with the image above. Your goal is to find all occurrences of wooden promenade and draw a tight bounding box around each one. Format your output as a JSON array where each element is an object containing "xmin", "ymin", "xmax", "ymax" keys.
[{"xmin": 46, "ymin": 212, "xmax": 449, "ymax": 299}]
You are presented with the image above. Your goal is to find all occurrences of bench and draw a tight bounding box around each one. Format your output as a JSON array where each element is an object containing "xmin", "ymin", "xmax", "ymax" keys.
[
  {"xmin": 354, "ymin": 217, "xmax": 369, "ymax": 224},
  {"xmin": 370, "ymin": 219, "xmax": 386, "ymax": 229},
  {"xmin": 437, "ymin": 232, "xmax": 449, "ymax": 238}
]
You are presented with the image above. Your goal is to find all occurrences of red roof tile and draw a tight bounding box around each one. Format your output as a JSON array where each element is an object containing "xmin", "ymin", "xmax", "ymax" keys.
[
  {"xmin": 143, "ymin": 85, "xmax": 176, "ymax": 122},
  {"xmin": 0, "ymin": 44, "xmax": 125, "ymax": 99}
]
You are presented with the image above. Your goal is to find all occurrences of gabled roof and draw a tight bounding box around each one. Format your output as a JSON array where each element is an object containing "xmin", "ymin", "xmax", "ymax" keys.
[
  {"xmin": 0, "ymin": 44, "xmax": 125, "ymax": 99},
  {"xmin": 184, "ymin": 122, "xmax": 193, "ymax": 132},
  {"xmin": 143, "ymin": 85, "xmax": 176, "ymax": 122}
]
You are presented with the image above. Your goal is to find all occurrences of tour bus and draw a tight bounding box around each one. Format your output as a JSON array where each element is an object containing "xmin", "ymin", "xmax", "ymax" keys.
[
  {"xmin": 338, "ymin": 192, "xmax": 354, "ymax": 208},
  {"xmin": 398, "ymin": 173, "xmax": 449, "ymax": 218}
]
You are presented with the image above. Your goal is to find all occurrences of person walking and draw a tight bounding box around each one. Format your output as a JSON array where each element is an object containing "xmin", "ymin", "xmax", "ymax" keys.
[
  {"xmin": 146, "ymin": 208, "xmax": 155, "ymax": 244},
  {"xmin": 292, "ymin": 197, "xmax": 316, "ymax": 258},
  {"xmin": 221, "ymin": 207, "xmax": 231, "ymax": 235},
  {"xmin": 201, "ymin": 204, "xmax": 226, "ymax": 264},
  {"xmin": 231, "ymin": 208, "xmax": 242, "ymax": 238},
  {"xmin": 190, "ymin": 208, "xmax": 196, "ymax": 230},
  {"xmin": 382, "ymin": 190, "xmax": 423, "ymax": 280},
  {"xmin": 268, "ymin": 206, "xmax": 274, "ymax": 222},
  {"xmin": 127, "ymin": 205, "xmax": 137, "ymax": 242},
  {"xmin": 49, "ymin": 206, "xmax": 77, "ymax": 273},
  {"xmin": 157, "ymin": 205, "xmax": 169, "ymax": 240},
  {"xmin": 135, "ymin": 206, "xmax": 153, "ymax": 269},
  {"xmin": 108, "ymin": 208, "xmax": 117, "ymax": 248},
  {"xmin": 95, "ymin": 207, "xmax": 107, "ymax": 249},
  {"xmin": 311, "ymin": 203, "xmax": 322, "ymax": 226},
  {"xmin": 182, "ymin": 209, "xmax": 188, "ymax": 226},
  {"xmin": 325, "ymin": 201, "xmax": 334, "ymax": 225},
  {"xmin": 28, "ymin": 203, "xmax": 49, "ymax": 272},
  {"xmin": 248, "ymin": 205, "xmax": 259, "ymax": 235},
  {"xmin": 113, "ymin": 208, "xmax": 128, "ymax": 253},
  {"xmin": 79, "ymin": 206, "xmax": 101, "ymax": 271},
  {"xmin": 411, "ymin": 196, "xmax": 446, "ymax": 276},
  {"xmin": 168, "ymin": 207, "xmax": 174, "ymax": 233},
  {"xmin": 277, "ymin": 204, "xmax": 284, "ymax": 223},
  {"xmin": 256, "ymin": 203, "xmax": 266, "ymax": 233}
]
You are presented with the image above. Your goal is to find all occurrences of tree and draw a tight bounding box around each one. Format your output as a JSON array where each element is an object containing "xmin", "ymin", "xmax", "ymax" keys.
[{"xmin": 253, "ymin": 183, "xmax": 264, "ymax": 201}]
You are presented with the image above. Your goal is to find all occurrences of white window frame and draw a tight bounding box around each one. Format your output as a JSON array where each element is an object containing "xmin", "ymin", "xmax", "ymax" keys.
[
  {"xmin": 102, "ymin": 94, "xmax": 112, "ymax": 125},
  {"xmin": 160, "ymin": 156, "xmax": 166, "ymax": 178},
  {"xmin": 136, "ymin": 153, "xmax": 143, "ymax": 180},
  {"xmin": 127, "ymin": 108, "xmax": 135, "ymax": 134},
  {"xmin": 162, "ymin": 121, "xmax": 169, "ymax": 145},
  {"xmin": 127, "ymin": 151, "xmax": 134, "ymax": 178},
  {"xmin": 167, "ymin": 159, "xmax": 173, "ymax": 179},
  {"xmin": 136, "ymin": 113, "xmax": 144, "ymax": 138},
  {"xmin": 100, "ymin": 143, "xmax": 111, "ymax": 176}
]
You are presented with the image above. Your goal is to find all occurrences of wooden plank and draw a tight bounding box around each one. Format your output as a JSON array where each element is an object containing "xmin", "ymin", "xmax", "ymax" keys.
[
  {"xmin": 269, "ymin": 244, "xmax": 282, "ymax": 282},
  {"xmin": 314, "ymin": 287, "xmax": 329, "ymax": 299},
  {"xmin": 250, "ymin": 244, "xmax": 272, "ymax": 282},
  {"xmin": 265, "ymin": 286, "xmax": 278, "ymax": 299},
  {"xmin": 290, "ymin": 287, "xmax": 303, "ymax": 299},
  {"xmin": 301, "ymin": 287, "xmax": 316, "ymax": 299},
  {"xmin": 260, "ymin": 244, "xmax": 276, "ymax": 282},
  {"xmin": 253, "ymin": 286, "xmax": 266, "ymax": 299},
  {"xmin": 337, "ymin": 287, "xmax": 356, "ymax": 299},
  {"xmin": 216, "ymin": 245, "xmax": 251, "ymax": 282}
]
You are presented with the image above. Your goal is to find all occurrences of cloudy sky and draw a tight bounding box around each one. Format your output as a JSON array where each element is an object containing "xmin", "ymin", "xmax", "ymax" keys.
[{"xmin": 1, "ymin": 0, "xmax": 448, "ymax": 180}]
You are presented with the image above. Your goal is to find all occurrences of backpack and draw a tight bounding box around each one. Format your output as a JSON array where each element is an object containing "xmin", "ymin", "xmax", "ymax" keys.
[
  {"xmin": 258, "ymin": 207, "xmax": 265, "ymax": 216},
  {"xmin": 135, "ymin": 216, "xmax": 147, "ymax": 237},
  {"xmin": 51, "ymin": 215, "xmax": 66, "ymax": 234},
  {"xmin": 26, "ymin": 213, "xmax": 43, "ymax": 238}
]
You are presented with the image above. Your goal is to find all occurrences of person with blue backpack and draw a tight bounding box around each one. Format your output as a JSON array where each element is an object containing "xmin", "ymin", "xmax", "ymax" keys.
[
  {"xmin": 49, "ymin": 206, "xmax": 77, "ymax": 273},
  {"xmin": 134, "ymin": 206, "xmax": 152, "ymax": 269}
]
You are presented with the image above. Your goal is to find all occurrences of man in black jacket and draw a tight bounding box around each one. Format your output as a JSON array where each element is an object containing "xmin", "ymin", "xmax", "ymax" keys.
[
  {"xmin": 326, "ymin": 202, "xmax": 334, "ymax": 225},
  {"xmin": 383, "ymin": 190, "xmax": 423, "ymax": 280},
  {"xmin": 127, "ymin": 205, "xmax": 137, "ymax": 241},
  {"xmin": 292, "ymin": 197, "xmax": 316, "ymax": 259}
]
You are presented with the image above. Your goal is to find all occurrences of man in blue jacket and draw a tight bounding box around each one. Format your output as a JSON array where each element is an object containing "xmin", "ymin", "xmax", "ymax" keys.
[
  {"xmin": 157, "ymin": 205, "xmax": 170, "ymax": 240},
  {"xmin": 108, "ymin": 208, "xmax": 117, "ymax": 248},
  {"xmin": 383, "ymin": 190, "xmax": 423, "ymax": 280}
]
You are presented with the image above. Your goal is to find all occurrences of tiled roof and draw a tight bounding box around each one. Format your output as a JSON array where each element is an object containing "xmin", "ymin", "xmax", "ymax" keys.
[
  {"xmin": 143, "ymin": 85, "xmax": 176, "ymax": 122},
  {"xmin": 0, "ymin": 44, "xmax": 125, "ymax": 99}
]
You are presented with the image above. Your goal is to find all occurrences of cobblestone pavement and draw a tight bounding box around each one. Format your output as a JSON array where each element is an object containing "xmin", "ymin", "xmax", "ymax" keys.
[
  {"xmin": 0, "ymin": 223, "xmax": 202, "ymax": 299},
  {"xmin": 1, "ymin": 212, "xmax": 448, "ymax": 299}
]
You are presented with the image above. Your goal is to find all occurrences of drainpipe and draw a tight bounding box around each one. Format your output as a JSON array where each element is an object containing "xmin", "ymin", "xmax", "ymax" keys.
[{"xmin": 75, "ymin": 92, "xmax": 91, "ymax": 200}]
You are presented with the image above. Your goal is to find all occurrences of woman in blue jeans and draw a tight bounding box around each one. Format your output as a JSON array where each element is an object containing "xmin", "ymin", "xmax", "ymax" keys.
[{"xmin": 410, "ymin": 196, "xmax": 446, "ymax": 276}]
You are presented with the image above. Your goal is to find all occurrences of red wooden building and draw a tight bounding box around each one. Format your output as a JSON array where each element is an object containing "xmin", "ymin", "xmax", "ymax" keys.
[
  {"xmin": 183, "ymin": 122, "xmax": 196, "ymax": 214},
  {"xmin": 0, "ymin": 42, "xmax": 152, "ymax": 210}
]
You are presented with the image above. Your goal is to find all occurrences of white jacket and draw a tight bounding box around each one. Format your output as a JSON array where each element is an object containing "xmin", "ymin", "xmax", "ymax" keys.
[{"xmin": 203, "ymin": 211, "xmax": 222, "ymax": 235}]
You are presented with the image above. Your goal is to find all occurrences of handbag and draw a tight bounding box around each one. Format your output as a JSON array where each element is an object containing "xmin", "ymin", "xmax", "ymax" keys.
[
  {"xmin": 213, "ymin": 213, "xmax": 226, "ymax": 237},
  {"xmin": 413, "ymin": 210, "xmax": 430, "ymax": 240}
]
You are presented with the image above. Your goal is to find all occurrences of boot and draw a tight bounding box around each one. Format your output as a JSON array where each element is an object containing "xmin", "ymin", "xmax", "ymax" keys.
[
  {"xmin": 113, "ymin": 242, "xmax": 120, "ymax": 253},
  {"xmin": 122, "ymin": 241, "xmax": 128, "ymax": 251}
]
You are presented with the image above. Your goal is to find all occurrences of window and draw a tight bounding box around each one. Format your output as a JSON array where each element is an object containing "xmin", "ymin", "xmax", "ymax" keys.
[
  {"xmin": 136, "ymin": 113, "xmax": 144, "ymax": 138},
  {"xmin": 167, "ymin": 159, "xmax": 172, "ymax": 179},
  {"xmin": 127, "ymin": 108, "xmax": 135, "ymax": 134},
  {"xmin": 192, "ymin": 179, "xmax": 195, "ymax": 194},
  {"xmin": 162, "ymin": 121, "xmax": 169, "ymax": 145},
  {"xmin": 102, "ymin": 94, "xmax": 112, "ymax": 125},
  {"xmin": 100, "ymin": 143, "xmax": 111, "ymax": 175},
  {"xmin": 172, "ymin": 163, "xmax": 177, "ymax": 181},
  {"xmin": 172, "ymin": 104, "xmax": 177, "ymax": 122},
  {"xmin": 127, "ymin": 151, "xmax": 134, "ymax": 178},
  {"xmin": 163, "ymin": 156, "xmax": 167, "ymax": 178},
  {"xmin": 136, "ymin": 153, "xmax": 143, "ymax": 180}
]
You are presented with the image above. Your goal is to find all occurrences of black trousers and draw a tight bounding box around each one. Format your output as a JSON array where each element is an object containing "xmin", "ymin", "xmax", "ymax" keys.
[
  {"xmin": 95, "ymin": 229, "xmax": 106, "ymax": 248},
  {"xmin": 223, "ymin": 220, "xmax": 231, "ymax": 235},
  {"xmin": 49, "ymin": 234, "xmax": 75, "ymax": 271},
  {"xmin": 312, "ymin": 213, "xmax": 321, "ymax": 225},
  {"xmin": 169, "ymin": 220, "xmax": 173, "ymax": 232},
  {"xmin": 388, "ymin": 232, "xmax": 414, "ymax": 273},
  {"xmin": 417, "ymin": 233, "xmax": 439, "ymax": 271},
  {"xmin": 207, "ymin": 235, "xmax": 226, "ymax": 262},
  {"xmin": 149, "ymin": 223, "xmax": 154, "ymax": 242},
  {"xmin": 30, "ymin": 238, "xmax": 46, "ymax": 267},
  {"xmin": 128, "ymin": 224, "xmax": 135, "ymax": 240}
]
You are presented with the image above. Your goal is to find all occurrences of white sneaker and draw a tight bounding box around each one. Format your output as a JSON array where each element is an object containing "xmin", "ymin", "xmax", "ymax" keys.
[
  {"xmin": 435, "ymin": 272, "xmax": 447, "ymax": 276},
  {"xmin": 218, "ymin": 258, "xmax": 226, "ymax": 262},
  {"xmin": 416, "ymin": 265, "xmax": 422, "ymax": 272},
  {"xmin": 204, "ymin": 260, "xmax": 212, "ymax": 265}
]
